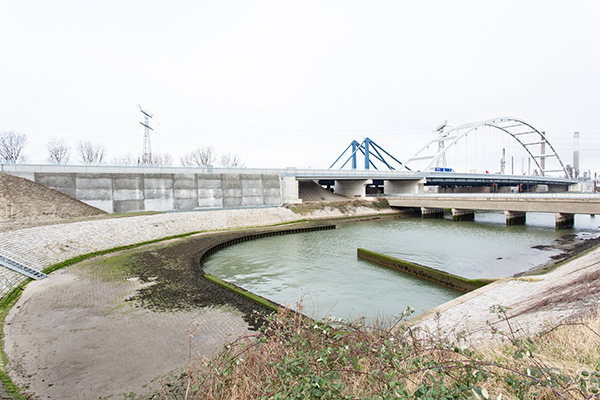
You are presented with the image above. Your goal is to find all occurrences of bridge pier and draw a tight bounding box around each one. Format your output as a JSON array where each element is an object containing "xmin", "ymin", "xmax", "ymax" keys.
[
  {"xmin": 334, "ymin": 179, "xmax": 371, "ymax": 198},
  {"xmin": 504, "ymin": 211, "xmax": 526, "ymax": 226},
  {"xmin": 384, "ymin": 179, "xmax": 425, "ymax": 194},
  {"xmin": 452, "ymin": 209, "xmax": 475, "ymax": 221},
  {"xmin": 555, "ymin": 213, "xmax": 574, "ymax": 229},
  {"xmin": 421, "ymin": 207, "xmax": 444, "ymax": 219}
]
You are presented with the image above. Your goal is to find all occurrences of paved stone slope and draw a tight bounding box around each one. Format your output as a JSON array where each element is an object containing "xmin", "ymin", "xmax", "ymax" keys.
[
  {"xmin": 0, "ymin": 207, "xmax": 302, "ymax": 296},
  {"xmin": 411, "ymin": 244, "xmax": 600, "ymax": 343}
]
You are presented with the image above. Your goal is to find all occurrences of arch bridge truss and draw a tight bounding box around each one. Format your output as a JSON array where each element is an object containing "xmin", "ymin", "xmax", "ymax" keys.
[{"xmin": 401, "ymin": 117, "xmax": 568, "ymax": 177}]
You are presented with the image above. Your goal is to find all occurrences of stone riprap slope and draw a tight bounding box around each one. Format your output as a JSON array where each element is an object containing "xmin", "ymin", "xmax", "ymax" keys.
[{"xmin": 0, "ymin": 207, "xmax": 302, "ymax": 297}]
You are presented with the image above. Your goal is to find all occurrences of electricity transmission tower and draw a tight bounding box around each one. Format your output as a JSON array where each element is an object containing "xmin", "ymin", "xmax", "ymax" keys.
[{"xmin": 139, "ymin": 105, "xmax": 154, "ymax": 164}]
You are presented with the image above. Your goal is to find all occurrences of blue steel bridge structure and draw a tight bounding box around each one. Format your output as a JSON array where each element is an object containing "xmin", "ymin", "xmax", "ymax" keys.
[
  {"xmin": 325, "ymin": 117, "xmax": 582, "ymax": 194},
  {"xmin": 329, "ymin": 117, "xmax": 571, "ymax": 179}
]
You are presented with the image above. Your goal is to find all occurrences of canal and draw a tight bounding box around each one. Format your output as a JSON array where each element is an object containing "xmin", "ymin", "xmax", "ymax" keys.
[{"xmin": 203, "ymin": 212, "xmax": 600, "ymax": 321}]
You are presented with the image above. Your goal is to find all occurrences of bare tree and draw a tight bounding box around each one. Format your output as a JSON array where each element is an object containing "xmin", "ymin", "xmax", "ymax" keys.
[
  {"xmin": 180, "ymin": 151, "xmax": 197, "ymax": 167},
  {"xmin": 197, "ymin": 145, "xmax": 216, "ymax": 165},
  {"xmin": 0, "ymin": 130, "xmax": 27, "ymax": 163},
  {"xmin": 47, "ymin": 138, "xmax": 71, "ymax": 164},
  {"xmin": 112, "ymin": 152, "xmax": 172, "ymax": 166},
  {"xmin": 111, "ymin": 153, "xmax": 137, "ymax": 166},
  {"xmin": 180, "ymin": 146, "xmax": 217, "ymax": 166},
  {"xmin": 220, "ymin": 152, "xmax": 244, "ymax": 168},
  {"xmin": 76, "ymin": 140, "xmax": 106, "ymax": 165},
  {"xmin": 147, "ymin": 152, "xmax": 173, "ymax": 166}
]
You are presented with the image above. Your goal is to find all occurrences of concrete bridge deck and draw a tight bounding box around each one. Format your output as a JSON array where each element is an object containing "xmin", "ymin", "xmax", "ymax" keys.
[
  {"xmin": 386, "ymin": 193, "xmax": 600, "ymax": 229},
  {"xmin": 386, "ymin": 193, "xmax": 600, "ymax": 215}
]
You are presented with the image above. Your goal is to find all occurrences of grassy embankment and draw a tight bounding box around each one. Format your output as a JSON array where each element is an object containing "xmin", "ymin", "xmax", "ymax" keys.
[{"xmin": 287, "ymin": 198, "xmax": 393, "ymax": 216}]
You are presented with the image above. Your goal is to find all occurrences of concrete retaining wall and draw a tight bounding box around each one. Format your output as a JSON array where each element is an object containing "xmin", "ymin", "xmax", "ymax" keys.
[
  {"xmin": 30, "ymin": 172, "xmax": 284, "ymax": 213},
  {"xmin": 357, "ymin": 248, "xmax": 496, "ymax": 293}
]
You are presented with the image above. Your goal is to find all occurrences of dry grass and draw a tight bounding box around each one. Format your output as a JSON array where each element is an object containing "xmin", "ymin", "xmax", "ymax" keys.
[
  {"xmin": 168, "ymin": 304, "xmax": 600, "ymax": 399},
  {"xmin": 287, "ymin": 198, "xmax": 391, "ymax": 216},
  {"xmin": 474, "ymin": 307, "xmax": 600, "ymax": 399}
]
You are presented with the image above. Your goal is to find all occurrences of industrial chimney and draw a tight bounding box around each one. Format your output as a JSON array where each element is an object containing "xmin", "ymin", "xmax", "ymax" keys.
[{"xmin": 573, "ymin": 132, "xmax": 580, "ymax": 179}]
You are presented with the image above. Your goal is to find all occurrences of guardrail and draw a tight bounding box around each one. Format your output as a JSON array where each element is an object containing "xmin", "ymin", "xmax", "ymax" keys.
[
  {"xmin": 373, "ymin": 193, "xmax": 600, "ymax": 200},
  {"xmin": 1, "ymin": 163, "xmax": 584, "ymax": 183}
]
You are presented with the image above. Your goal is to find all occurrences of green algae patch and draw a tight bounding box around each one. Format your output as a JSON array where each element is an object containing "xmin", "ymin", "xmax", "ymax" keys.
[
  {"xmin": 204, "ymin": 274, "xmax": 280, "ymax": 312},
  {"xmin": 42, "ymin": 230, "xmax": 205, "ymax": 275},
  {"xmin": 0, "ymin": 282, "xmax": 30, "ymax": 400},
  {"xmin": 357, "ymin": 248, "xmax": 496, "ymax": 293}
]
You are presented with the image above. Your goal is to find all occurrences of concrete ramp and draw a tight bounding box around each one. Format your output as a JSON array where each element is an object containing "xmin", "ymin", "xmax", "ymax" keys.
[{"xmin": 298, "ymin": 180, "xmax": 348, "ymax": 202}]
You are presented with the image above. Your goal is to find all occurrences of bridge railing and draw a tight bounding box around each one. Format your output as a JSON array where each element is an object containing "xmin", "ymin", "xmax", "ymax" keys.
[{"xmin": 373, "ymin": 192, "xmax": 600, "ymax": 200}]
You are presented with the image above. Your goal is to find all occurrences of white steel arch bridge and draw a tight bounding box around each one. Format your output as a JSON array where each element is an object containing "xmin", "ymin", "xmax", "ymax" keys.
[{"xmin": 401, "ymin": 117, "xmax": 568, "ymax": 177}]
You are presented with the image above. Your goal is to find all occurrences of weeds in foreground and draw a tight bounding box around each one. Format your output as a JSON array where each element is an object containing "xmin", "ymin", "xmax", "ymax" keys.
[{"xmin": 167, "ymin": 305, "xmax": 600, "ymax": 399}]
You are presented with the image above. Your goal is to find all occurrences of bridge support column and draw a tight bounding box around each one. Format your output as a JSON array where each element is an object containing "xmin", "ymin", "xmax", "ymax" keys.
[
  {"xmin": 452, "ymin": 209, "xmax": 475, "ymax": 221},
  {"xmin": 421, "ymin": 207, "xmax": 444, "ymax": 219},
  {"xmin": 505, "ymin": 211, "xmax": 526, "ymax": 226},
  {"xmin": 384, "ymin": 179, "xmax": 426, "ymax": 194},
  {"xmin": 334, "ymin": 179, "xmax": 371, "ymax": 198},
  {"xmin": 555, "ymin": 213, "xmax": 574, "ymax": 229}
]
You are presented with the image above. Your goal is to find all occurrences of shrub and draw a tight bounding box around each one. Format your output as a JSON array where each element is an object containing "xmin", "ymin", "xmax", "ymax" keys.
[{"xmin": 175, "ymin": 305, "xmax": 600, "ymax": 399}]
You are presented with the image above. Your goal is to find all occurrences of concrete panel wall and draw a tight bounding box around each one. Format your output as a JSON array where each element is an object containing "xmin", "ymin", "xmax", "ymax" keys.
[
  {"xmin": 144, "ymin": 175, "xmax": 174, "ymax": 212},
  {"xmin": 112, "ymin": 174, "xmax": 145, "ymax": 213},
  {"xmin": 34, "ymin": 173, "xmax": 76, "ymax": 198},
  {"xmin": 197, "ymin": 174, "xmax": 223, "ymax": 208},
  {"xmin": 221, "ymin": 174, "xmax": 243, "ymax": 208},
  {"xmin": 241, "ymin": 174, "xmax": 264, "ymax": 207},
  {"xmin": 173, "ymin": 174, "xmax": 199, "ymax": 210},
  {"xmin": 30, "ymin": 172, "xmax": 283, "ymax": 213},
  {"xmin": 262, "ymin": 174, "xmax": 282, "ymax": 206},
  {"xmin": 76, "ymin": 174, "xmax": 113, "ymax": 213}
]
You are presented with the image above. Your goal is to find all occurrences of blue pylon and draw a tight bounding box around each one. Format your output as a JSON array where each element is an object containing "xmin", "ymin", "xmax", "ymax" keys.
[{"xmin": 329, "ymin": 138, "xmax": 409, "ymax": 171}]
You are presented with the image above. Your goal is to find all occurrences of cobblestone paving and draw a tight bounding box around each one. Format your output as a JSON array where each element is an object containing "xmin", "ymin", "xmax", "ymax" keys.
[{"xmin": 0, "ymin": 208, "xmax": 302, "ymax": 297}]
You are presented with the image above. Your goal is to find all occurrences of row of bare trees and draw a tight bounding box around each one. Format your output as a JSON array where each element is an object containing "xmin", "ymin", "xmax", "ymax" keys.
[
  {"xmin": 111, "ymin": 152, "xmax": 173, "ymax": 166},
  {"xmin": 180, "ymin": 145, "xmax": 244, "ymax": 167},
  {"xmin": 47, "ymin": 138, "xmax": 106, "ymax": 165},
  {"xmin": 1, "ymin": 130, "xmax": 244, "ymax": 167}
]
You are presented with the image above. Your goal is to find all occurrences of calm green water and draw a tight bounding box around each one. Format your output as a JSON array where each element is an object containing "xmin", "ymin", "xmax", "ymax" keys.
[{"xmin": 203, "ymin": 212, "xmax": 600, "ymax": 321}]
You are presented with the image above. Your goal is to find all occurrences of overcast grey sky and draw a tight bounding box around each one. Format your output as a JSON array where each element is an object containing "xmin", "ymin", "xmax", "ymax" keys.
[{"xmin": 2, "ymin": 1, "xmax": 599, "ymax": 174}]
